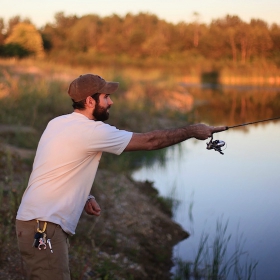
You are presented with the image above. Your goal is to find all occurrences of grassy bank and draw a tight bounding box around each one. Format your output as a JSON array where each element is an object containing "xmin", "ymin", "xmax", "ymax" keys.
[{"xmin": 0, "ymin": 59, "xmax": 190, "ymax": 279}]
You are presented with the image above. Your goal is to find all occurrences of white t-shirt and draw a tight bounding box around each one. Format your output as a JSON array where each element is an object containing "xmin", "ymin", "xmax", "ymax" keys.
[{"xmin": 16, "ymin": 112, "xmax": 133, "ymax": 235}]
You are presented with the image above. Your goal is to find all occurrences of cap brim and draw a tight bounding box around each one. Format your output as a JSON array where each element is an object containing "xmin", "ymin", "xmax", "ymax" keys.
[{"xmin": 99, "ymin": 82, "xmax": 119, "ymax": 94}]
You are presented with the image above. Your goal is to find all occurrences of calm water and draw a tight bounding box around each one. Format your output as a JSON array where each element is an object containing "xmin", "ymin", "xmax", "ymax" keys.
[{"xmin": 132, "ymin": 118, "xmax": 280, "ymax": 278}]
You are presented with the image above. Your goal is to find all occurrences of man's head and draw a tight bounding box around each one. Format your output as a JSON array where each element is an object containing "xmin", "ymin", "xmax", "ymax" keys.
[
  {"xmin": 68, "ymin": 74, "xmax": 119, "ymax": 102},
  {"xmin": 68, "ymin": 74, "xmax": 118, "ymax": 121}
]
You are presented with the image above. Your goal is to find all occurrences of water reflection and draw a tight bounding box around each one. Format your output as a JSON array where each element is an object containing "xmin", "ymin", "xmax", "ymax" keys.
[
  {"xmin": 184, "ymin": 85, "xmax": 280, "ymax": 127},
  {"xmin": 132, "ymin": 86, "xmax": 280, "ymax": 280}
]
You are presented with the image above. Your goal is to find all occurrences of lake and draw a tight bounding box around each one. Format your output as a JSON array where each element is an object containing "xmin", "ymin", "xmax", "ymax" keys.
[{"xmin": 132, "ymin": 86, "xmax": 280, "ymax": 280}]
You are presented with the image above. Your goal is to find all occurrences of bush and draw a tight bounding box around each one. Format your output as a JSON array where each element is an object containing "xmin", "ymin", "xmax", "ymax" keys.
[{"xmin": 0, "ymin": 43, "xmax": 31, "ymax": 58}]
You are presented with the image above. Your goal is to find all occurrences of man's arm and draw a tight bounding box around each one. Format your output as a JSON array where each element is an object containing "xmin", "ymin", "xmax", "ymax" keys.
[{"xmin": 124, "ymin": 124, "xmax": 227, "ymax": 151}]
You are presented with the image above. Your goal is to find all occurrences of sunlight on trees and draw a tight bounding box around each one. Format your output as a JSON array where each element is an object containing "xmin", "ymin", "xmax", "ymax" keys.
[
  {"xmin": 0, "ymin": 12, "xmax": 280, "ymax": 71},
  {"xmin": 5, "ymin": 22, "xmax": 44, "ymax": 58}
]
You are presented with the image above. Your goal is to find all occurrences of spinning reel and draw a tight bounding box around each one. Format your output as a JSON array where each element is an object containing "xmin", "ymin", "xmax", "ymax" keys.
[
  {"xmin": 206, "ymin": 135, "xmax": 226, "ymax": 155},
  {"xmin": 205, "ymin": 116, "xmax": 280, "ymax": 155}
]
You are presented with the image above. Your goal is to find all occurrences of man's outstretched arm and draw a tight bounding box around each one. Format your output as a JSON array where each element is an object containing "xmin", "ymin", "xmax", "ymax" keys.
[{"xmin": 124, "ymin": 124, "xmax": 227, "ymax": 151}]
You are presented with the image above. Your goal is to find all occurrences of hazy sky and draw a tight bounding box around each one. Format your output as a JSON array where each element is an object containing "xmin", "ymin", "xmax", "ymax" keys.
[{"xmin": 1, "ymin": 0, "xmax": 280, "ymax": 28}]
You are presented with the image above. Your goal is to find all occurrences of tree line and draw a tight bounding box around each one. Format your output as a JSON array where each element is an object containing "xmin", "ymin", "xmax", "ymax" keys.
[{"xmin": 0, "ymin": 12, "xmax": 280, "ymax": 68}]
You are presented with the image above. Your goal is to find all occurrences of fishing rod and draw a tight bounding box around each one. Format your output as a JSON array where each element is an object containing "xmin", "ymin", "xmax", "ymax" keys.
[
  {"xmin": 226, "ymin": 116, "xmax": 280, "ymax": 129},
  {"xmin": 206, "ymin": 116, "xmax": 280, "ymax": 155}
]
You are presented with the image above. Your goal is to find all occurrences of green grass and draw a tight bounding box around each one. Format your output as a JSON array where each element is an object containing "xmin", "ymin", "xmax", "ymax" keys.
[
  {"xmin": 0, "ymin": 77, "xmax": 71, "ymax": 131},
  {"xmin": 173, "ymin": 218, "xmax": 258, "ymax": 280},
  {"xmin": 0, "ymin": 148, "xmax": 28, "ymax": 270}
]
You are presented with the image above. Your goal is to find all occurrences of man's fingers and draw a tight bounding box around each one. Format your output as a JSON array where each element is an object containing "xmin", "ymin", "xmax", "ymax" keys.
[
  {"xmin": 85, "ymin": 204, "xmax": 92, "ymax": 214},
  {"xmin": 92, "ymin": 210, "xmax": 101, "ymax": 216},
  {"xmin": 88, "ymin": 200, "xmax": 101, "ymax": 216}
]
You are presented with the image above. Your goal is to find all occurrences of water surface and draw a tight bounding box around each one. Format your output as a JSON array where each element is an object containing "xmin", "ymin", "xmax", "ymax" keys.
[{"xmin": 133, "ymin": 111, "xmax": 280, "ymax": 279}]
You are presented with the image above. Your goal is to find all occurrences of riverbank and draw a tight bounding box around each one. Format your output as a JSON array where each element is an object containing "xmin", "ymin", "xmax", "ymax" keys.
[
  {"xmin": 0, "ymin": 142, "xmax": 189, "ymax": 280},
  {"xmin": 75, "ymin": 169, "xmax": 190, "ymax": 279}
]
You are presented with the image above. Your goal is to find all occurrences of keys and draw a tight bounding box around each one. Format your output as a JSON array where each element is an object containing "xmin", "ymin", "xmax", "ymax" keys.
[
  {"xmin": 42, "ymin": 232, "xmax": 47, "ymax": 244},
  {"xmin": 47, "ymin": 239, "xmax": 53, "ymax": 253},
  {"xmin": 33, "ymin": 232, "xmax": 43, "ymax": 248},
  {"xmin": 38, "ymin": 232, "xmax": 47, "ymax": 250},
  {"xmin": 38, "ymin": 237, "xmax": 47, "ymax": 250},
  {"xmin": 32, "ymin": 220, "xmax": 53, "ymax": 253},
  {"xmin": 33, "ymin": 220, "xmax": 48, "ymax": 250}
]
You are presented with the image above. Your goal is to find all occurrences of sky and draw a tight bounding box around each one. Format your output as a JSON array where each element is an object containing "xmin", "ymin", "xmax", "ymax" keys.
[{"xmin": 1, "ymin": 0, "xmax": 280, "ymax": 28}]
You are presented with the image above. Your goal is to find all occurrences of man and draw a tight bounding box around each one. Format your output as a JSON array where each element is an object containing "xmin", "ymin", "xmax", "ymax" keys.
[{"xmin": 16, "ymin": 74, "xmax": 226, "ymax": 279}]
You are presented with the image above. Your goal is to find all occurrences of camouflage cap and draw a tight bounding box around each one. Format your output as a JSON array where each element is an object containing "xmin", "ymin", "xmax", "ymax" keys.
[{"xmin": 68, "ymin": 74, "xmax": 119, "ymax": 102}]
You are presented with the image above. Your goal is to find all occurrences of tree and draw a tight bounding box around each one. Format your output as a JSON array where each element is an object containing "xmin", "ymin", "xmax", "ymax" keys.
[
  {"xmin": 0, "ymin": 43, "xmax": 30, "ymax": 58},
  {"xmin": 205, "ymin": 15, "xmax": 244, "ymax": 62},
  {"xmin": 0, "ymin": 18, "xmax": 5, "ymax": 44},
  {"xmin": 270, "ymin": 24, "xmax": 280, "ymax": 66},
  {"xmin": 199, "ymin": 20, "xmax": 229, "ymax": 60},
  {"xmin": 222, "ymin": 15, "xmax": 243, "ymax": 63},
  {"xmin": 6, "ymin": 16, "xmax": 21, "ymax": 37},
  {"xmin": 42, "ymin": 12, "xmax": 78, "ymax": 51},
  {"xmin": 68, "ymin": 15, "xmax": 100, "ymax": 52},
  {"xmin": 192, "ymin": 12, "xmax": 201, "ymax": 47},
  {"xmin": 98, "ymin": 14, "xmax": 127, "ymax": 54},
  {"xmin": 270, "ymin": 24, "xmax": 280, "ymax": 52},
  {"xmin": 5, "ymin": 22, "xmax": 44, "ymax": 58},
  {"xmin": 238, "ymin": 22, "xmax": 251, "ymax": 63},
  {"xmin": 249, "ymin": 19, "xmax": 273, "ymax": 59}
]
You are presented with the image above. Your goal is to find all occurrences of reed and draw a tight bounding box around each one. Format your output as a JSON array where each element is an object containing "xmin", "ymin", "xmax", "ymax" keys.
[{"xmin": 173, "ymin": 218, "xmax": 258, "ymax": 280}]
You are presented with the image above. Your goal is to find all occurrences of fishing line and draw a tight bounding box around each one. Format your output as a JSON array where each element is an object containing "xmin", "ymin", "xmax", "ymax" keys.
[{"xmin": 207, "ymin": 116, "xmax": 280, "ymax": 155}]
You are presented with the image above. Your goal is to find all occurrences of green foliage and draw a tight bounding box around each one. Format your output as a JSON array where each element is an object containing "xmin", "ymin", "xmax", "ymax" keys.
[
  {"xmin": 5, "ymin": 22, "xmax": 44, "ymax": 58},
  {"xmin": 36, "ymin": 12, "xmax": 280, "ymax": 69},
  {"xmin": 1, "ymin": 12, "xmax": 280, "ymax": 69},
  {"xmin": 173, "ymin": 218, "xmax": 258, "ymax": 280},
  {"xmin": 0, "ymin": 131, "xmax": 40, "ymax": 150},
  {"xmin": 0, "ymin": 72, "xmax": 70, "ymax": 131},
  {"xmin": 0, "ymin": 18, "xmax": 5, "ymax": 45},
  {"xmin": 0, "ymin": 148, "xmax": 27, "ymax": 264},
  {"xmin": 0, "ymin": 43, "xmax": 30, "ymax": 58}
]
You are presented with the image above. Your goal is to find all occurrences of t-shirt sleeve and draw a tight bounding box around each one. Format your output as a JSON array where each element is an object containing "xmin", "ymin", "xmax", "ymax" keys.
[{"xmin": 88, "ymin": 122, "xmax": 133, "ymax": 155}]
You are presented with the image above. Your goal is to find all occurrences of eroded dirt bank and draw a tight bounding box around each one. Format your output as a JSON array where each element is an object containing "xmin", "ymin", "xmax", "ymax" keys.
[{"xmin": 75, "ymin": 169, "xmax": 189, "ymax": 279}]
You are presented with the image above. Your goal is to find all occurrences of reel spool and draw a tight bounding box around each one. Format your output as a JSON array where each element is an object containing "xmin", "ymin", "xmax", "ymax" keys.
[{"xmin": 206, "ymin": 136, "xmax": 226, "ymax": 155}]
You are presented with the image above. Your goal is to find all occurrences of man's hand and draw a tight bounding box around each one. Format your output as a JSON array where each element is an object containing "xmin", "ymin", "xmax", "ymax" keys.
[
  {"xmin": 191, "ymin": 124, "xmax": 228, "ymax": 140},
  {"xmin": 84, "ymin": 198, "xmax": 101, "ymax": 216}
]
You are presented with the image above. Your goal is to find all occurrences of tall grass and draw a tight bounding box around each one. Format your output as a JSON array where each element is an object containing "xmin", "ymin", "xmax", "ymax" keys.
[
  {"xmin": 0, "ymin": 70, "xmax": 71, "ymax": 131},
  {"xmin": 173, "ymin": 218, "xmax": 258, "ymax": 280},
  {"xmin": 0, "ymin": 147, "xmax": 28, "ymax": 274}
]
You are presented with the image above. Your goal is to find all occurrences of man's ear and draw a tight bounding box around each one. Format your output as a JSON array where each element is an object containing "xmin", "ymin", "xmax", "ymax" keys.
[{"xmin": 85, "ymin": 96, "xmax": 96, "ymax": 108}]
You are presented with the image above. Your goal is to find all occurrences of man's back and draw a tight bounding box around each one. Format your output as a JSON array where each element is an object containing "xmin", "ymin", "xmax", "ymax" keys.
[{"xmin": 17, "ymin": 112, "xmax": 132, "ymax": 234}]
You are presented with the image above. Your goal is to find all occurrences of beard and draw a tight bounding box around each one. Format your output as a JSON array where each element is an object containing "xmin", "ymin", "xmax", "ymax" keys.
[{"xmin": 92, "ymin": 103, "xmax": 110, "ymax": 121}]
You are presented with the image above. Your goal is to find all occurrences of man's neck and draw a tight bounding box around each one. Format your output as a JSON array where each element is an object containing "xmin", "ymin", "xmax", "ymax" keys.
[{"xmin": 74, "ymin": 109, "xmax": 95, "ymax": 120}]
